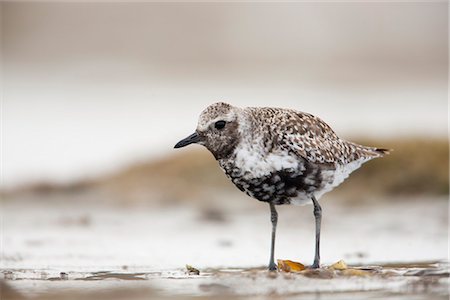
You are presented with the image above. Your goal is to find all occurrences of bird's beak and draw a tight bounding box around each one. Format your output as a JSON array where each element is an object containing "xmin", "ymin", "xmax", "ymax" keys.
[{"xmin": 174, "ymin": 132, "xmax": 201, "ymax": 149}]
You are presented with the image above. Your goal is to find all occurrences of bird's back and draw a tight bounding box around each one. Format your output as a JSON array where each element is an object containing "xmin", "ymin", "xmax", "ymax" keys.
[
  {"xmin": 218, "ymin": 106, "xmax": 388, "ymax": 205},
  {"xmin": 244, "ymin": 107, "xmax": 387, "ymax": 164}
]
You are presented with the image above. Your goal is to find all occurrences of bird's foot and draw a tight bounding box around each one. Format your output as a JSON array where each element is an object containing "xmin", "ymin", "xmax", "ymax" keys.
[
  {"xmin": 268, "ymin": 263, "xmax": 277, "ymax": 271},
  {"xmin": 309, "ymin": 262, "xmax": 321, "ymax": 269}
]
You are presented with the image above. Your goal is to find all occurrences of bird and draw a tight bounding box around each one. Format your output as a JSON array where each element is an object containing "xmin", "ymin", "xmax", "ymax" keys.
[{"xmin": 174, "ymin": 102, "xmax": 389, "ymax": 271}]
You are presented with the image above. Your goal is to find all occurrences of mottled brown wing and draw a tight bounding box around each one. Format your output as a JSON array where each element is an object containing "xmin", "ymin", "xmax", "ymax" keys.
[
  {"xmin": 273, "ymin": 109, "xmax": 344, "ymax": 164},
  {"xmin": 248, "ymin": 107, "xmax": 386, "ymax": 164},
  {"xmin": 262, "ymin": 108, "xmax": 385, "ymax": 164}
]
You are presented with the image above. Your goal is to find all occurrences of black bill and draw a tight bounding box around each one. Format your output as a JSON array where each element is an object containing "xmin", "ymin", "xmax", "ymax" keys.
[{"xmin": 174, "ymin": 132, "xmax": 201, "ymax": 148}]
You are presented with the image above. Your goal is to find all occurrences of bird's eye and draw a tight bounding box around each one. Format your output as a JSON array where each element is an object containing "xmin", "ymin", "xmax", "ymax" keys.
[{"xmin": 214, "ymin": 120, "xmax": 226, "ymax": 130}]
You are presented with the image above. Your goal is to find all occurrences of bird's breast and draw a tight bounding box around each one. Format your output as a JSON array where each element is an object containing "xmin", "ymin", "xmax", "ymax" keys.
[
  {"xmin": 223, "ymin": 144, "xmax": 301, "ymax": 178},
  {"xmin": 218, "ymin": 145, "xmax": 332, "ymax": 205}
]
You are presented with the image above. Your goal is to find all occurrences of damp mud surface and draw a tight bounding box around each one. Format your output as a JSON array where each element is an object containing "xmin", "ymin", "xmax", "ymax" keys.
[
  {"xmin": 1, "ymin": 198, "xmax": 448, "ymax": 299},
  {"xmin": 2, "ymin": 262, "xmax": 449, "ymax": 300}
]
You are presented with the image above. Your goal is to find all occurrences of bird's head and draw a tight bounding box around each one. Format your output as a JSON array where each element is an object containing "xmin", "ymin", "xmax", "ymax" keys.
[{"xmin": 174, "ymin": 102, "xmax": 242, "ymax": 159}]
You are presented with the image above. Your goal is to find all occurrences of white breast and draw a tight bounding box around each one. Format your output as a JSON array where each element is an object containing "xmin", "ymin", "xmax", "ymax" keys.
[{"xmin": 232, "ymin": 141, "xmax": 300, "ymax": 179}]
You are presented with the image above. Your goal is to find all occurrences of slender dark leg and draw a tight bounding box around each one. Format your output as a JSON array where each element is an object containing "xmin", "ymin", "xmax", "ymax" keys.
[
  {"xmin": 311, "ymin": 196, "xmax": 322, "ymax": 269},
  {"xmin": 268, "ymin": 202, "xmax": 278, "ymax": 271}
]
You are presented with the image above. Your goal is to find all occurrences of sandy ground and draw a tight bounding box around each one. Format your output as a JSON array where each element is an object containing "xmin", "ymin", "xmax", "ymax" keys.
[{"xmin": 1, "ymin": 197, "xmax": 448, "ymax": 299}]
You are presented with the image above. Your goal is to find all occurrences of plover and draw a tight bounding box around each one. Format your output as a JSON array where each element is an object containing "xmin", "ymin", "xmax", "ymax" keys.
[{"xmin": 174, "ymin": 102, "xmax": 388, "ymax": 270}]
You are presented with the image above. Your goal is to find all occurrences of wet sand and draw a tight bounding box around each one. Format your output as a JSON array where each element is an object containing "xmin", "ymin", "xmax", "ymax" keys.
[
  {"xmin": 2, "ymin": 262, "xmax": 449, "ymax": 300},
  {"xmin": 1, "ymin": 198, "xmax": 448, "ymax": 299}
]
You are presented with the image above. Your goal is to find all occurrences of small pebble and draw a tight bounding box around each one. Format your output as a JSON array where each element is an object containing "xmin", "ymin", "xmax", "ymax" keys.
[{"xmin": 186, "ymin": 265, "xmax": 200, "ymax": 275}]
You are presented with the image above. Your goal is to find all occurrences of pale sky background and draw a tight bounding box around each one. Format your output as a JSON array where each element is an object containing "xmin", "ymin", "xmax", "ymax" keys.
[{"xmin": 1, "ymin": 2, "xmax": 448, "ymax": 187}]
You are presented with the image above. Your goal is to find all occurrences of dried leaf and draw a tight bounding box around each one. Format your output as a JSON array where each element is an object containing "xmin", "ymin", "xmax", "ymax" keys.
[
  {"xmin": 330, "ymin": 259, "xmax": 348, "ymax": 270},
  {"xmin": 277, "ymin": 259, "xmax": 306, "ymax": 272},
  {"xmin": 185, "ymin": 264, "xmax": 200, "ymax": 275}
]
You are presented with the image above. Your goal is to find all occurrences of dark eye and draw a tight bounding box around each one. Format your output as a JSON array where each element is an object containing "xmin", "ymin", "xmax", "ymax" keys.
[{"xmin": 214, "ymin": 120, "xmax": 226, "ymax": 130}]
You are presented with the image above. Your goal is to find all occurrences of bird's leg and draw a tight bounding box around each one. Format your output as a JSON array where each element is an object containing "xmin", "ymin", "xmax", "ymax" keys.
[
  {"xmin": 311, "ymin": 195, "xmax": 322, "ymax": 269},
  {"xmin": 268, "ymin": 202, "xmax": 278, "ymax": 271}
]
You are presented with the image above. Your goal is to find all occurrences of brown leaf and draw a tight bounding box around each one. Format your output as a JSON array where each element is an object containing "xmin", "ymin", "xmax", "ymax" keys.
[
  {"xmin": 277, "ymin": 259, "xmax": 306, "ymax": 272},
  {"xmin": 330, "ymin": 259, "xmax": 348, "ymax": 270}
]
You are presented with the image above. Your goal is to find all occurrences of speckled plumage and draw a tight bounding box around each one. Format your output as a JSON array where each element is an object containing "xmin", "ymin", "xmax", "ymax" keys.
[
  {"xmin": 174, "ymin": 102, "xmax": 388, "ymax": 269},
  {"xmin": 191, "ymin": 102, "xmax": 388, "ymax": 206}
]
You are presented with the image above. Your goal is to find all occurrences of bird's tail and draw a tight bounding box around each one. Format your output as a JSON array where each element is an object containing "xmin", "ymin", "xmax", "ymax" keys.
[
  {"xmin": 374, "ymin": 148, "xmax": 391, "ymax": 156},
  {"xmin": 347, "ymin": 141, "xmax": 392, "ymax": 159}
]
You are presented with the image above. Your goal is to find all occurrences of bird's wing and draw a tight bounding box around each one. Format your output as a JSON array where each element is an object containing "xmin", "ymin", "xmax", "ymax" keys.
[
  {"xmin": 275, "ymin": 109, "xmax": 343, "ymax": 164},
  {"xmin": 252, "ymin": 108, "xmax": 383, "ymax": 165}
]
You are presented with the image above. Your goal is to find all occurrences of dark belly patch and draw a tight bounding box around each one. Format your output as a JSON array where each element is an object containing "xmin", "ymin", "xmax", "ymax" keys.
[{"xmin": 224, "ymin": 160, "xmax": 325, "ymax": 205}]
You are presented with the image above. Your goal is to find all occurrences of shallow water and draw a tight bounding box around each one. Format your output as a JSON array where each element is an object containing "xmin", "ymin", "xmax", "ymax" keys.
[
  {"xmin": 2, "ymin": 262, "xmax": 449, "ymax": 300},
  {"xmin": 1, "ymin": 198, "xmax": 448, "ymax": 299}
]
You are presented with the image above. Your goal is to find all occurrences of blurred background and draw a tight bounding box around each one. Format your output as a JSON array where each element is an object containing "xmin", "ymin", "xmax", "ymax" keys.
[
  {"xmin": 2, "ymin": 2, "xmax": 448, "ymax": 188},
  {"xmin": 1, "ymin": 1, "xmax": 448, "ymax": 298}
]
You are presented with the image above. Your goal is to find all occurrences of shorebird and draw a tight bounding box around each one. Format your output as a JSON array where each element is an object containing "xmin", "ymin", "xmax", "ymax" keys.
[{"xmin": 174, "ymin": 102, "xmax": 388, "ymax": 270}]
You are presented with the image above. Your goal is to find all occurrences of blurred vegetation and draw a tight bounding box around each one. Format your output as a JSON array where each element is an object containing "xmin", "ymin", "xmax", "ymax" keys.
[
  {"xmin": 333, "ymin": 138, "xmax": 448, "ymax": 202},
  {"xmin": 3, "ymin": 138, "xmax": 448, "ymax": 206}
]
